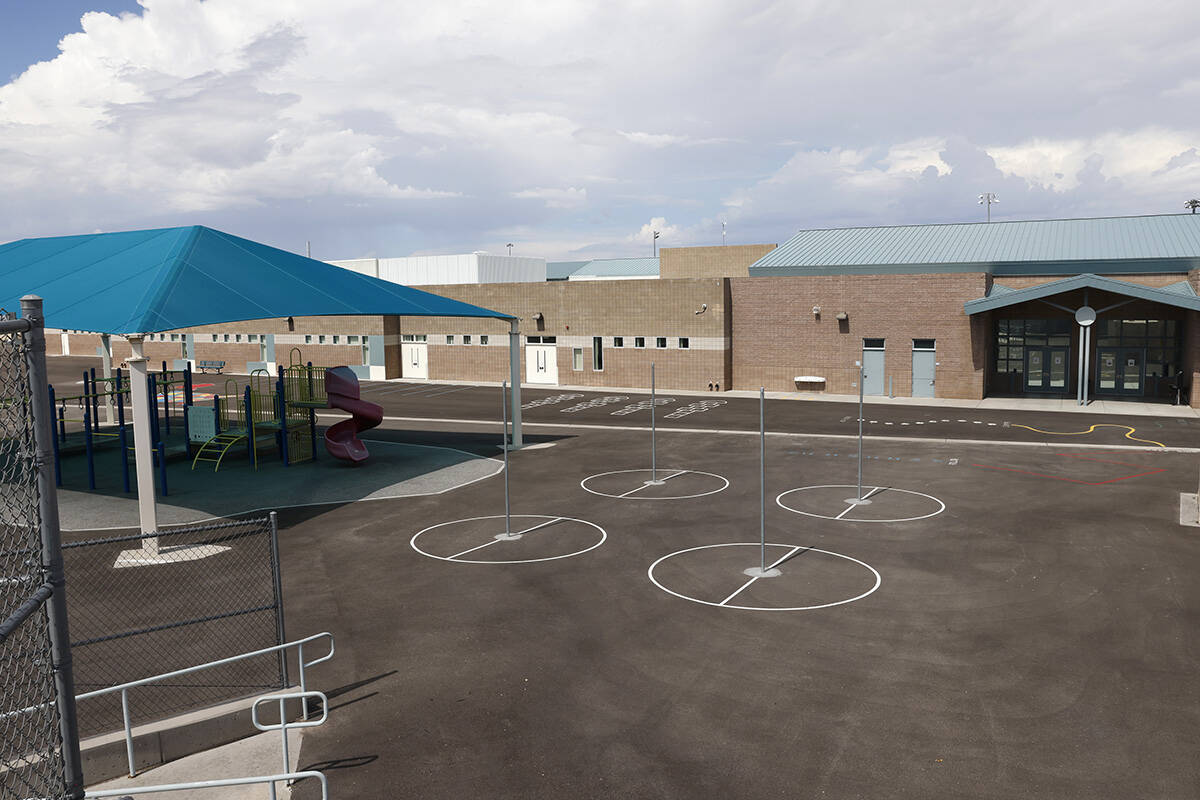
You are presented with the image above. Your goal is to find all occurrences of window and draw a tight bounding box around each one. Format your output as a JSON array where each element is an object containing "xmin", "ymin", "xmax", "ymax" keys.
[
  {"xmin": 634, "ymin": 336, "xmax": 645, "ymax": 348},
  {"xmin": 656, "ymin": 337, "xmax": 667, "ymax": 348},
  {"xmin": 235, "ymin": 334, "xmax": 242, "ymax": 343},
  {"xmin": 224, "ymin": 334, "xmax": 231, "ymax": 342},
  {"xmin": 332, "ymin": 335, "xmax": 339, "ymax": 344},
  {"xmin": 247, "ymin": 334, "xmax": 257, "ymax": 343},
  {"xmin": 863, "ymin": 338, "xmax": 885, "ymax": 349},
  {"xmin": 348, "ymin": 335, "xmax": 360, "ymax": 344},
  {"xmin": 211, "ymin": 334, "xmax": 218, "ymax": 343},
  {"xmin": 463, "ymin": 335, "xmax": 472, "ymax": 345},
  {"xmin": 592, "ymin": 336, "xmax": 603, "ymax": 370},
  {"xmin": 542, "ymin": 336, "xmax": 557, "ymax": 344},
  {"xmin": 527, "ymin": 335, "xmax": 541, "ymax": 344},
  {"xmin": 678, "ymin": 337, "xmax": 689, "ymax": 349},
  {"xmin": 913, "ymin": 339, "xmax": 936, "ymax": 350},
  {"xmin": 572, "ymin": 348, "xmax": 584, "ymax": 370},
  {"xmin": 318, "ymin": 335, "xmax": 326, "ymax": 344},
  {"xmin": 304, "ymin": 335, "xmax": 312, "ymax": 344},
  {"xmin": 613, "ymin": 336, "xmax": 624, "ymax": 348},
  {"xmin": 170, "ymin": 333, "xmax": 179, "ymax": 342},
  {"xmin": 445, "ymin": 335, "xmax": 455, "ymax": 345},
  {"xmin": 480, "ymin": 335, "xmax": 489, "ymax": 345},
  {"xmin": 401, "ymin": 334, "xmax": 428, "ymax": 342}
]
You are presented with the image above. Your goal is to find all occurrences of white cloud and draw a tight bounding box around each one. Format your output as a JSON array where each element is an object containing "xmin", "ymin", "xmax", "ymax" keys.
[
  {"xmin": 1, "ymin": 0, "xmax": 1199, "ymax": 254},
  {"xmin": 511, "ymin": 186, "xmax": 587, "ymax": 209}
]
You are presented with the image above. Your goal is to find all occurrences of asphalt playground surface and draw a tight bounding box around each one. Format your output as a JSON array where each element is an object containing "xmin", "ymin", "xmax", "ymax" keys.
[{"xmin": 49, "ymin": 356, "xmax": 1200, "ymax": 798}]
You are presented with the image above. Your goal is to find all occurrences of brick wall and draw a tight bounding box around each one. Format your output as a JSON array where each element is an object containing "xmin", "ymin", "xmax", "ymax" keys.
[
  {"xmin": 730, "ymin": 273, "xmax": 989, "ymax": 398},
  {"xmin": 396, "ymin": 278, "xmax": 730, "ymax": 390},
  {"xmin": 659, "ymin": 244, "xmax": 777, "ymax": 279},
  {"xmin": 995, "ymin": 273, "xmax": 1187, "ymax": 290}
]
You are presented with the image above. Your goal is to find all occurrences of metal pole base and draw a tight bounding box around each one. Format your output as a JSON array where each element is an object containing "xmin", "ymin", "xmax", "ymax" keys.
[
  {"xmin": 493, "ymin": 532, "xmax": 523, "ymax": 541},
  {"xmin": 643, "ymin": 479, "xmax": 666, "ymax": 486},
  {"xmin": 844, "ymin": 497, "xmax": 872, "ymax": 506},
  {"xmin": 743, "ymin": 566, "xmax": 781, "ymax": 578},
  {"xmin": 113, "ymin": 543, "xmax": 229, "ymax": 568}
]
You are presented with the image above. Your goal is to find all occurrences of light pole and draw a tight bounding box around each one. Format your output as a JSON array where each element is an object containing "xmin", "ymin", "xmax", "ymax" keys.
[
  {"xmin": 652, "ymin": 230, "xmax": 660, "ymax": 257},
  {"xmin": 507, "ymin": 243, "xmax": 513, "ymax": 255},
  {"xmin": 978, "ymin": 193, "xmax": 999, "ymax": 222},
  {"xmin": 721, "ymin": 220, "xmax": 726, "ymax": 246}
]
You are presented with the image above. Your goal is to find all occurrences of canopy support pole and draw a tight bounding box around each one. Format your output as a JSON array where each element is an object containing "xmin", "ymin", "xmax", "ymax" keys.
[
  {"xmin": 508, "ymin": 319, "xmax": 523, "ymax": 448},
  {"xmin": 100, "ymin": 333, "xmax": 115, "ymax": 424},
  {"xmin": 127, "ymin": 336, "xmax": 160, "ymax": 544}
]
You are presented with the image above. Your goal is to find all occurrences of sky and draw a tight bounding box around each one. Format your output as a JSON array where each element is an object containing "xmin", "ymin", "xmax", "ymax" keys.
[{"xmin": 1, "ymin": 0, "xmax": 1198, "ymax": 261}]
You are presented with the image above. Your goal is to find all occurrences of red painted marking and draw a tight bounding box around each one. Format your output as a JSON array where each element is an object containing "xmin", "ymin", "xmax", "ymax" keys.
[{"xmin": 971, "ymin": 452, "xmax": 1167, "ymax": 485}]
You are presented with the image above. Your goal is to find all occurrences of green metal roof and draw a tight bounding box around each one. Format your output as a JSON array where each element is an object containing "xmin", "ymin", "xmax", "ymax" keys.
[
  {"xmin": 568, "ymin": 257, "xmax": 660, "ymax": 279},
  {"xmin": 750, "ymin": 214, "xmax": 1200, "ymax": 277},
  {"xmin": 963, "ymin": 273, "xmax": 1200, "ymax": 315},
  {"xmin": 546, "ymin": 260, "xmax": 590, "ymax": 280}
]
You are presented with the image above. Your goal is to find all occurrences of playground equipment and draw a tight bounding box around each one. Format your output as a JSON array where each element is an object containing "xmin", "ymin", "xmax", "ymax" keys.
[
  {"xmin": 322, "ymin": 366, "xmax": 383, "ymax": 463},
  {"xmin": 48, "ymin": 362, "xmax": 190, "ymax": 495}
]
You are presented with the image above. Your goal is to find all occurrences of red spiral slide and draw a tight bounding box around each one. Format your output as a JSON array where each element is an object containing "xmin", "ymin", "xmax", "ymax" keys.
[{"xmin": 323, "ymin": 366, "xmax": 383, "ymax": 463}]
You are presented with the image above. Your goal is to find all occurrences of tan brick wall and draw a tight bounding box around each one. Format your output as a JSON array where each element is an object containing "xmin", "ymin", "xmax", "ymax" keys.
[
  {"xmin": 659, "ymin": 244, "xmax": 777, "ymax": 279},
  {"xmin": 730, "ymin": 273, "xmax": 989, "ymax": 399},
  {"xmin": 397, "ymin": 278, "xmax": 731, "ymax": 390}
]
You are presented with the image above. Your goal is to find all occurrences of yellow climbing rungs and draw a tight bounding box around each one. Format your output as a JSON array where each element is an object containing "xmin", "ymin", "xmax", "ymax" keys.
[{"xmin": 191, "ymin": 430, "xmax": 247, "ymax": 472}]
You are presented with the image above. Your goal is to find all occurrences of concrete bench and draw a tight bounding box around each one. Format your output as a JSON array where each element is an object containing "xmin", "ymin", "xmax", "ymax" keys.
[
  {"xmin": 196, "ymin": 360, "xmax": 226, "ymax": 373},
  {"xmin": 794, "ymin": 375, "xmax": 825, "ymax": 391}
]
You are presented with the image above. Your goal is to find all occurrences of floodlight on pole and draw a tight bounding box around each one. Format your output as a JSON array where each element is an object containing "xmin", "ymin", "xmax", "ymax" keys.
[
  {"xmin": 507, "ymin": 243, "xmax": 513, "ymax": 255},
  {"xmin": 721, "ymin": 220, "xmax": 726, "ymax": 246},
  {"xmin": 978, "ymin": 192, "xmax": 999, "ymax": 223},
  {"xmin": 653, "ymin": 230, "xmax": 660, "ymax": 257}
]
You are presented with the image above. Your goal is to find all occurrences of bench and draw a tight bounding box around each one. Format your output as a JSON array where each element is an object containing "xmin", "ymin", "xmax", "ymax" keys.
[
  {"xmin": 794, "ymin": 375, "xmax": 825, "ymax": 392},
  {"xmin": 197, "ymin": 360, "xmax": 226, "ymax": 374}
]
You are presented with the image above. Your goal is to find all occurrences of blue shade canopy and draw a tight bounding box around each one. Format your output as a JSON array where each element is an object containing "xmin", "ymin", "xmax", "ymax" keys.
[{"xmin": 0, "ymin": 226, "xmax": 514, "ymax": 333}]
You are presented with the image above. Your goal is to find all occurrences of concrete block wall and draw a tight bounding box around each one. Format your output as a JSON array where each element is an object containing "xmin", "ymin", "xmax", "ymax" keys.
[
  {"xmin": 729, "ymin": 273, "xmax": 989, "ymax": 398},
  {"xmin": 659, "ymin": 244, "xmax": 777, "ymax": 279}
]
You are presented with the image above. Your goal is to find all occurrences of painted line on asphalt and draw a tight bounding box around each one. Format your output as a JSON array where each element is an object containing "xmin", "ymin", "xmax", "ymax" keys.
[{"xmin": 335, "ymin": 414, "xmax": 1200, "ymax": 453}]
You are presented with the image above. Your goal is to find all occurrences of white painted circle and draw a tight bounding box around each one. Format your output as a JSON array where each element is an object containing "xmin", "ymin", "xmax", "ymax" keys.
[
  {"xmin": 580, "ymin": 469, "xmax": 730, "ymax": 500},
  {"xmin": 1075, "ymin": 305, "xmax": 1097, "ymax": 326},
  {"xmin": 411, "ymin": 515, "xmax": 606, "ymax": 564},
  {"xmin": 648, "ymin": 543, "xmax": 881, "ymax": 611},
  {"xmin": 776, "ymin": 485, "xmax": 946, "ymax": 523}
]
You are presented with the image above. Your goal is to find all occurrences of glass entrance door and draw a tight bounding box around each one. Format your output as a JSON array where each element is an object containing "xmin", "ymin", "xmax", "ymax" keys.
[
  {"xmin": 1025, "ymin": 347, "xmax": 1069, "ymax": 392},
  {"xmin": 1097, "ymin": 348, "xmax": 1144, "ymax": 396}
]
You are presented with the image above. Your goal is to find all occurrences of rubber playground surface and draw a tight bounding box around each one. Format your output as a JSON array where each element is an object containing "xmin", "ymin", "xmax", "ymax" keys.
[{"xmin": 48, "ymin": 358, "xmax": 1200, "ymax": 798}]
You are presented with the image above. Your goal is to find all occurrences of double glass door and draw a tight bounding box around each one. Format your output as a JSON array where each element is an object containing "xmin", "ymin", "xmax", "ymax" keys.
[
  {"xmin": 1025, "ymin": 347, "xmax": 1069, "ymax": 392},
  {"xmin": 1096, "ymin": 347, "xmax": 1144, "ymax": 395}
]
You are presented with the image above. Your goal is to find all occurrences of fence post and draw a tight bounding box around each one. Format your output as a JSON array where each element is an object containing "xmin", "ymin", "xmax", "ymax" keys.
[
  {"xmin": 270, "ymin": 511, "xmax": 289, "ymax": 690},
  {"xmin": 22, "ymin": 295, "xmax": 86, "ymax": 799}
]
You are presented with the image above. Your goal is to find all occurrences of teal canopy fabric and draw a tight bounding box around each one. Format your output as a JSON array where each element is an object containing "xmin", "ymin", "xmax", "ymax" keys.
[{"xmin": 0, "ymin": 225, "xmax": 514, "ymax": 333}]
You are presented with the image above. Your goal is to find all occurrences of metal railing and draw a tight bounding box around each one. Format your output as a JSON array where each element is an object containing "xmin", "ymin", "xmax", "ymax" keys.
[
  {"xmin": 75, "ymin": 632, "xmax": 334, "ymax": 779},
  {"xmin": 84, "ymin": 769, "xmax": 328, "ymax": 799}
]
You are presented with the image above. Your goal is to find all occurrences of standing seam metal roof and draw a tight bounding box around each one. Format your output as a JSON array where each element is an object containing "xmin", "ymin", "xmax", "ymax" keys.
[{"xmin": 750, "ymin": 214, "xmax": 1200, "ymax": 273}]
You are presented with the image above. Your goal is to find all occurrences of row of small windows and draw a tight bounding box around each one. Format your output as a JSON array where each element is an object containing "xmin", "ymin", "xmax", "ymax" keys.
[
  {"xmin": 442, "ymin": 335, "xmax": 491, "ymax": 345},
  {"xmin": 302, "ymin": 334, "xmax": 366, "ymax": 345},
  {"xmin": 550, "ymin": 336, "xmax": 690, "ymax": 349}
]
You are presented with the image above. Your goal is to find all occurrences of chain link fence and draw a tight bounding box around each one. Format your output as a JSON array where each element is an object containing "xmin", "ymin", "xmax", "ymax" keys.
[
  {"xmin": 0, "ymin": 309, "xmax": 70, "ymax": 799},
  {"xmin": 64, "ymin": 517, "xmax": 286, "ymax": 738}
]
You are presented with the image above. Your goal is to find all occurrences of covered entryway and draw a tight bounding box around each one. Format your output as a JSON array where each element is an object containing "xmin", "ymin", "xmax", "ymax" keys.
[{"xmin": 965, "ymin": 273, "xmax": 1198, "ymax": 405}]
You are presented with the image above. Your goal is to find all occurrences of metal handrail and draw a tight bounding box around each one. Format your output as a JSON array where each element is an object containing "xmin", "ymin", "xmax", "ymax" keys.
[
  {"xmin": 76, "ymin": 632, "xmax": 334, "ymax": 778},
  {"xmin": 84, "ymin": 770, "xmax": 328, "ymax": 798},
  {"xmin": 253, "ymin": 690, "xmax": 328, "ymax": 799}
]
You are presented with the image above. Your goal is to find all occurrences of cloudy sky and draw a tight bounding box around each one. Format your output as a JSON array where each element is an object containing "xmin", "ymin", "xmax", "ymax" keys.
[{"xmin": 1, "ymin": 0, "xmax": 1198, "ymax": 260}]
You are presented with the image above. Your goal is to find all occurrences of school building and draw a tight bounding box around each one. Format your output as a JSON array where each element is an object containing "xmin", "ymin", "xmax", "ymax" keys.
[{"xmin": 44, "ymin": 213, "xmax": 1200, "ymax": 407}]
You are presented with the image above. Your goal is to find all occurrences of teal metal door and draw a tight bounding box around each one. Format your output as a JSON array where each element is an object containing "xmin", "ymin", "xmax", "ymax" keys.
[
  {"xmin": 912, "ymin": 349, "xmax": 936, "ymax": 398},
  {"xmin": 862, "ymin": 348, "xmax": 885, "ymax": 395},
  {"xmin": 1025, "ymin": 347, "xmax": 1069, "ymax": 392},
  {"xmin": 1096, "ymin": 348, "xmax": 1144, "ymax": 396}
]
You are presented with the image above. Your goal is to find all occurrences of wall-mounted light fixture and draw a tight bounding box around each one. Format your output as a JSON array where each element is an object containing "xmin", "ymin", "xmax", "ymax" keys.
[
  {"xmin": 812, "ymin": 305, "xmax": 821, "ymax": 317},
  {"xmin": 835, "ymin": 312, "xmax": 848, "ymax": 321},
  {"xmin": 531, "ymin": 312, "xmax": 543, "ymax": 321}
]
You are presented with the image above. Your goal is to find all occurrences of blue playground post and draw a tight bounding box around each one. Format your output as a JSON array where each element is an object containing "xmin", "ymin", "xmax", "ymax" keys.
[
  {"xmin": 213, "ymin": 395, "xmax": 222, "ymax": 435},
  {"xmin": 48, "ymin": 384, "xmax": 62, "ymax": 487},
  {"xmin": 83, "ymin": 406, "xmax": 95, "ymax": 490},
  {"xmin": 148, "ymin": 374, "xmax": 161, "ymax": 444},
  {"xmin": 156, "ymin": 439, "xmax": 168, "ymax": 496},
  {"xmin": 184, "ymin": 363, "xmax": 193, "ymax": 406},
  {"xmin": 276, "ymin": 376, "xmax": 290, "ymax": 467},
  {"xmin": 89, "ymin": 368, "xmax": 100, "ymax": 431},
  {"xmin": 307, "ymin": 362, "xmax": 317, "ymax": 459},
  {"xmin": 162, "ymin": 370, "xmax": 171, "ymax": 435},
  {"xmin": 115, "ymin": 369, "xmax": 129, "ymax": 493},
  {"xmin": 81, "ymin": 371, "xmax": 91, "ymax": 434},
  {"xmin": 244, "ymin": 385, "xmax": 255, "ymax": 468}
]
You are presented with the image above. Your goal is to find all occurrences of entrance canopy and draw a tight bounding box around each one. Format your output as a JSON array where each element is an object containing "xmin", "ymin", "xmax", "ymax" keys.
[
  {"xmin": 964, "ymin": 273, "xmax": 1200, "ymax": 315},
  {"xmin": 0, "ymin": 225, "xmax": 514, "ymax": 333}
]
